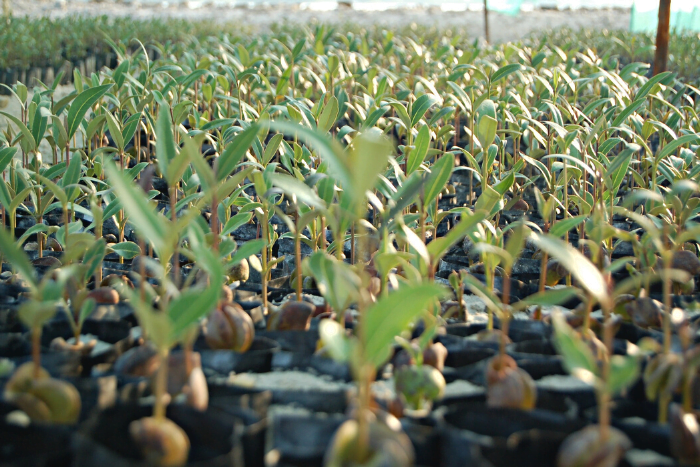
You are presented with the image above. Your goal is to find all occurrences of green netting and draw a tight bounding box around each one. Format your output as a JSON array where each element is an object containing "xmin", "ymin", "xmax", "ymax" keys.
[
  {"xmin": 486, "ymin": 0, "xmax": 524, "ymax": 16},
  {"xmin": 630, "ymin": 1, "xmax": 700, "ymax": 33}
]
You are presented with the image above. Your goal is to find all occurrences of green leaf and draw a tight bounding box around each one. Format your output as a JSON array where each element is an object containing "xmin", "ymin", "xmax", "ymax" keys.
[
  {"xmin": 529, "ymin": 232, "xmax": 611, "ymax": 308},
  {"xmin": 155, "ymin": 104, "xmax": 178, "ymax": 185},
  {"xmin": 0, "ymin": 112, "xmax": 36, "ymax": 152},
  {"xmin": 0, "ymin": 227, "xmax": 37, "ymax": 291},
  {"xmin": 318, "ymin": 96, "xmax": 339, "ymax": 134},
  {"xmin": 411, "ymin": 94, "xmax": 440, "ymax": 127},
  {"xmin": 38, "ymin": 174, "xmax": 67, "ymax": 207},
  {"xmin": 612, "ymin": 98, "xmax": 645, "ymax": 127},
  {"xmin": 104, "ymin": 160, "xmax": 168, "ymax": 258},
  {"xmin": 66, "ymin": 84, "xmax": 113, "ymax": 139},
  {"xmin": 513, "ymin": 287, "xmax": 578, "ymax": 311},
  {"xmin": 305, "ymin": 251, "xmax": 361, "ymax": 313},
  {"xmin": 477, "ymin": 115, "xmax": 497, "ymax": 149},
  {"xmin": 424, "ymin": 154, "xmax": 454, "ymax": 206},
  {"xmin": 269, "ymin": 173, "xmax": 325, "ymax": 209},
  {"xmin": 217, "ymin": 124, "xmax": 259, "ymax": 182},
  {"xmin": 83, "ymin": 238, "xmax": 106, "ymax": 281},
  {"xmin": 269, "ymin": 121, "xmax": 351, "ymax": 190},
  {"xmin": 346, "ymin": 131, "xmax": 393, "ymax": 216},
  {"xmin": 61, "ymin": 153, "xmax": 82, "ymax": 200},
  {"xmin": 0, "ymin": 147, "xmax": 17, "ymax": 173},
  {"xmin": 427, "ymin": 210, "xmax": 486, "ymax": 262},
  {"xmin": 105, "ymin": 112, "xmax": 124, "ymax": 152},
  {"xmin": 262, "ymin": 133, "xmax": 284, "ymax": 166},
  {"xmin": 169, "ymin": 284, "xmax": 221, "ymax": 341},
  {"xmin": 227, "ymin": 239, "xmax": 266, "ymax": 269},
  {"xmin": 552, "ymin": 312, "xmax": 598, "ymax": 379},
  {"xmin": 17, "ymin": 224, "xmax": 49, "ymax": 247},
  {"xmin": 656, "ymin": 133, "xmax": 700, "ymax": 163},
  {"xmin": 319, "ymin": 319, "xmax": 352, "ymax": 363},
  {"xmin": 221, "ymin": 212, "xmax": 253, "ymax": 236},
  {"xmin": 110, "ymin": 241, "xmax": 141, "ymax": 259},
  {"xmin": 608, "ymin": 355, "xmax": 639, "ymax": 396},
  {"xmin": 605, "ymin": 145, "xmax": 638, "ymax": 196},
  {"xmin": 78, "ymin": 298, "xmax": 96, "ymax": 326},
  {"xmin": 491, "ymin": 63, "xmax": 522, "ymax": 83},
  {"xmin": 549, "ymin": 216, "xmax": 586, "ymax": 238},
  {"xmin": 363, "ymin": 283, "xmax": 448, "ymax": 368},
  {"xmin": 407, "ymin": 125, "xmax": 430, "ymax": 175},
  {"xmin": 635, "ymin": 71, "xmax": 673, "ymax": 101}
]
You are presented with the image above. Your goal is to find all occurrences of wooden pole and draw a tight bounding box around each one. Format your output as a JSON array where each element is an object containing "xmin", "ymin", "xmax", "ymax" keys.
[
  {"xmin": 653, "ymin": 0, "xmax": 672, "ymax": 75},
  {"xmin": 483, "ymin": 0, "xmax": 491, "ymax": 43}
]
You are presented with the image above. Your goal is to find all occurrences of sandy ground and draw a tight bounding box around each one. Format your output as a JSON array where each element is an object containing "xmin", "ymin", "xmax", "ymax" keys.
[{"xmin": 13, "ymin": 1, "xmax": 630, "ymax": 43}]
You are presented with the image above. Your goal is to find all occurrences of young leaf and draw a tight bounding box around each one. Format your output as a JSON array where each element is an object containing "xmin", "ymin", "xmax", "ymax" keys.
[
  {"xmin": 411, "ymin": 94, "xmax": 440, "ymax": 127},
  {"xmin": 217, "ymin": 124, "xmax": 259, "ymax": 181},
  {"xmin": 363, "ymin": 282, "xmax": 448, "ymax": 368},
  {"xmin": 66, "ymin": 84, "xmax": 113, "ymax": 139},
  {"xmin": 268, "ymin": 173, "xmax": 325, "ymax": 210},
  {"xmin": 318, "ymin": 96, "xmax": 339, "ymax": 134},
  {"xmin": 104, "ymin": 160, "xmax": 168, "ymax": 258},
  {"xmin": 0, "ymin": 112, "xmax": 36, "ymax": 152},
  {"xmin": 427, "ymin": 210, "xmax": 486, "ymax": 262},
  {"xmin": 0, "ymin": 227, "xmax": 37, "ymax": 291},
  {"xmin": 423, "ymin": 154, "xmax": 454, "ymax": 206},
  {"xmin": 608, "ymin": 355, "xmax": 639, "ymax": 396},
  {"xmin": 110, "ymin": 241, "xmax": 141, "ymax": 259},
  {"xmin": 549, "ymin": 215, "xmax": 586, "ymax": 238},
  {"xmin": 227, "ymin": 239, "xmax": 266, "ymax": 269},
  {"xmin": 407, "ymin": 125, "xmax": 430, "ymax": 175},
  {"xmin": 491, "ymin": 63, "xmax": 523, "ymax": 83},
  {"xmin": 319, "ymin": 318, "xmax": 352, "ymax": 363},
  {"xmin": 552, "ymin": 312, "xmax": 598, "ymax": 380},
  {"xmin": 305, "ymin": 251, "xmax": 361, "ymax": 313},
  {"xmin": 528, "ymin": 232, "xmax": 611, "ymax": 308},
  {"xmin": 155, "ymin": 104, "xmax": 178, "ymax": 185}
]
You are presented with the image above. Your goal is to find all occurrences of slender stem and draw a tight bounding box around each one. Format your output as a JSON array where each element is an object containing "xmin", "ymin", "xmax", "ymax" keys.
[
  {"xmin": 32, "ymin": 327, "xmax": 41, "ymax": 378},
  {"xmin": 63, "ymin": 205, "xmax": 69, "ymax": 261},
  {"xmin": 683, "ymin": 367, "xmax": 695, "ymax": 412},
  {"xmin": 261, "ymin": 212, "xmax": 269, "ymax": 311},
  {"xmin": 153, "ymin": 348, "xmax": 169, "ymax": 420},
  {"xmin": 500, "ymin": 269, "xmax": 511, "ymax": 358},
  {"xmin": 295, "ymin": 227, "xmax": 302, "ymax": 302},
  {"xmin": 350, "ymin": 222, "xmax": 355, "ymax": 264},
  {"xmin": 170, "ymin": 186, "xmax": 180, "ymax": 284}
]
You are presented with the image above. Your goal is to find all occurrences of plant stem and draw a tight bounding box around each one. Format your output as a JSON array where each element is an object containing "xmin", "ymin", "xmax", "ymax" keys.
[
  {"xmin": 32, "ymin": 327, "xmax": 41, "ymax": 378},
  {"xmin": 170, "ymin": 186, "xmax": 180, "ymax": 285},
  {"xmin": 153, "ymin": 348, "xmax": 169, "ymax": 421},
  {"xmin": 500, "ymin": 269, "xmax": 511, "ymax": 359},
  {"xmin": 295, "ymin": 227, "xmax": 302, "ymax": 302},
  {"xmin": 599, "ymin": 298, "xmax": 614, "ymax": 441},
  {"xmin": 261, "ymin": 212, "xmax": 269, "ymax": 312}
]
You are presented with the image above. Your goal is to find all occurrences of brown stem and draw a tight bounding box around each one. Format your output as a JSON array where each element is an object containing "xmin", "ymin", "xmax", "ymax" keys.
[
  {"xmin": 63, "ymin": 206, "xmax": 69, "ymax": 261},
  {"xmin": 295, "ymin": 229, "xmax": 302, "ymax": 302},
  {"xmin": 211, "ymin": 191, "xmax": 219, "ymax": 253},
  {"xmin": 170, "ymin": 186, "xmax": 180, "ymax": 284},
  {"xmin": 153, "ymin": 348, "xmax": 169, "ymax": 420},
  {"xmin": 500, "ymin": 270, "xmax": 511, "ymax": 358},
  {"xmin": 261, "ymin": 214, "xmax": 269, "ymax": 312},
  {"xmin": 32, "ymin": 327, "xmax": 41, "ymax": 378}
]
